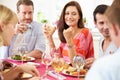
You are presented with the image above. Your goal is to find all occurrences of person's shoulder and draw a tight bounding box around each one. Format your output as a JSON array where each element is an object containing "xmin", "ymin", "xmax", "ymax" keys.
[
  {"xmin": 93, "ymin": 49, "xmax": 120, "ymax": 68},
  {"xmin": 82, "ymin": 27, "xmax": 89, "ymax": 31},
  {"xmin": 81, "ymin": 28, "xmax": 92, "ymax": 38},
  {"xmin": 31, "ymin": 21, "xmax": 43, "ymax": 30},
  {"xmin": 31, "ymin": 21, "xmax": 42, "ymax": 25}
]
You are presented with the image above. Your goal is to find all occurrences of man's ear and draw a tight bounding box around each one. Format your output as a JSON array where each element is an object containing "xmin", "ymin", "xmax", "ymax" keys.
[{"xmin": 112, "ymin": 23, "xmax": 119, "ymax": 36}]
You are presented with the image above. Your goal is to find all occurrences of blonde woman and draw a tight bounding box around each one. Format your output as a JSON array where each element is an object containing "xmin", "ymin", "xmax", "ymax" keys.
[{"xmin": 0, "ymin": 4, "xmax": 40, "ymax": 80}]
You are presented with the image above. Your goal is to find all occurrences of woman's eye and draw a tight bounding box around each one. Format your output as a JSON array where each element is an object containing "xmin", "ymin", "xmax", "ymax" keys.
[
  {"xmin": 65, "ymin": 12, "xmax": 69, "ymax": 15},
  {"xmin": 99, "ymin": 21, "xmax": 104, "ymax": 25},
  {"xmin": 72, "ymin": 12, "xmax": 76, "ymax": 15}
]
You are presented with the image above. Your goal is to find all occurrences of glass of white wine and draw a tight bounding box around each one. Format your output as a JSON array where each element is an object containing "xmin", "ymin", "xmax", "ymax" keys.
[
  {"xmin": 41, "ymin": 53, "xmax": 53, "ymax": 80},
  {"xmin": 73, "ymin": 55, "xmax": 85, "ymax": 80},
  {"xmin": 18, "ymin": 43, "xmax": 28, "ymax": 64}
]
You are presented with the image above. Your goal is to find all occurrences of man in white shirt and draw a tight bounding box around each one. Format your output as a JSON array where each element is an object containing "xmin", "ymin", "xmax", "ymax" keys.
[
  {"xmin": 85, "ymin": 0, "xmax": 120, "ymax": 80},
  {"xmin": 9, "ymin": 0, "xmax": 46, "ymax": 59},
  {"xmin": 93, "ymin": 4, "xmax": 117, "ymax": 58},
  {"xmin": 85, "ymin": 4, "xmax": 117, "ymax": 69}
]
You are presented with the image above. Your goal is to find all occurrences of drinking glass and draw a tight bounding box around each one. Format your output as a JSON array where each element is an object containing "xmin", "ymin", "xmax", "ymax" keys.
[
  {"xmin": 51, "ymin": 50, "xmax": 65, "ymax": 80},
  {"xmin": 73, "ymin": 55, "xmax": 85, "ymax": 79},
  {"xmin": 43, "ymin": 23, "xmax": 56, "ymax": 39},
  {"xmin": 41, "ymin": 53, "xmax": 53, "ymax": 80},
  {"xmin": 50, "ymin": 48, "xmax": 63, "ymax": 73},
  {"xmin": 18, "ymin": 43, "xmax": 28, "ymax": 64}
]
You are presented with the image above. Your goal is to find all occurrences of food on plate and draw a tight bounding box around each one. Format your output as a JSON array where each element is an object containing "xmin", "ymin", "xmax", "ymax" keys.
[
  {"xmin": 11, "ymin": 55, "xmax": 31, "ymax": 61},
  {"xmin": 2, "ymin": 61, "xmax": 13, "ymax": 71},
  {"xmin": 52, "ymin": 58, "xmax": 88, "ymax": 76},
  {"xmin": 11, "ymin": 55, "xmax": 22, "ymax": 60},
  {"xmin": 63, "ymin": 68, "xmax": 88, "ymax": 76},
  {"xmin": 2, "ymin": 61, "xmax": 14, "ymax": 73},
  {"xmin": 52, "ymin": 60, "xmax": 70, "ymax": 72},
  {"xmin": 23, "ymin": 56, "xmax": 31, "ymax": 61},
  {"xmin": 72, "ymin": 69, "xmax": 87, "ymax": 75},
  {"xmin": 67, "ymin": 66, "xmax": 76, "ymax": 72}
]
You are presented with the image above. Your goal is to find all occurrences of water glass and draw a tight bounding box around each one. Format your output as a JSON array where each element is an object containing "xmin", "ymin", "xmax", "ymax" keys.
[{"xmin": 73, "ymin": 55, "xmax": 85, "ymax": 79}]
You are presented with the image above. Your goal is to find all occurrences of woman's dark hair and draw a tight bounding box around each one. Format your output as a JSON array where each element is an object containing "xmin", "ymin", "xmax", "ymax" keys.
[{"xmin": 57, "ymin": 1, "xmax": 84, "ymax": 43}]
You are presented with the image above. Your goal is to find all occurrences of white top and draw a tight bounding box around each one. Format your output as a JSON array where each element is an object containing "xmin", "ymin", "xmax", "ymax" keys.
[
  {"xmin": 85, "ymin": 47, "xmax": 120, "ymax": 80},
  {"xmin": 0, "ymin": 46, "xmax": 8, "ymax": 59},
  {"xmin": 98, "ymin": 38, "xmax": 117, "ymax": 57}
]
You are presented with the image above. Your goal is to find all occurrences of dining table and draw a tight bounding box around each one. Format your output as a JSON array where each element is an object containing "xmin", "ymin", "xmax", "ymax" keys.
[{"xmin": 4, "ymin": 59, "xmax": 85, "ymax": 80}]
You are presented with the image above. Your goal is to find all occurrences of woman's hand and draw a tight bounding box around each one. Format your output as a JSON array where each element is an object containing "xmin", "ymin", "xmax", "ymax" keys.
[
  {"xmin": 43, "ymin": 24, "xmax": 56, "ymax": 39},
  {"xmin": 84, "ymin": 57, "xmax": 95, "ymax": 69},
  {"xmin": 18, "ymin": 64, "xmax": 40, "ymax": 77},
  {"xmin": 63, "ymin": 27, "xmax": 73, "ymax": 43}
]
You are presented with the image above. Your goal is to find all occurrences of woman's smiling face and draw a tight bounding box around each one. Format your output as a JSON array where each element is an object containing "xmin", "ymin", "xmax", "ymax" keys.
[{"xmin": 65, "ymin": 6, "xmax": 80, "ymax": 27}]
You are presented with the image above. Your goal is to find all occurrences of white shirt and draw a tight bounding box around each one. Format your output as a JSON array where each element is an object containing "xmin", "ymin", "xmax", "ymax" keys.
[
  {"xmin": 85, "ymin": 47, "xmax": 120, "ymax": 80},
  {"xmin": 98, "ymin": 38, "xmax": 117, "ymax": 57},
  {"xmin": 9, "ymin": 21, "xmax": 46, "ymax": 56},
  {"xmin": 0, "ymin": 46, "xmax": 8, "ymax": 59}
]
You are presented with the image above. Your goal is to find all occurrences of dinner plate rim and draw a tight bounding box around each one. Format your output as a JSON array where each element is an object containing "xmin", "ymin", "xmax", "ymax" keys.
[
  {"xmin": 8, "ymin": 56, "xmax": 35, "ymax": 62},
  {"xmin": 61, "ymin": 70, "xmax": 85, "ymax": 77}
]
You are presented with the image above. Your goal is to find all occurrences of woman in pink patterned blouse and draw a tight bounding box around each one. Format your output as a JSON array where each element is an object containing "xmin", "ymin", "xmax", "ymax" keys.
[{"xmin": 44, "ymin": 1, "xmax": 94, "ymax": 64}]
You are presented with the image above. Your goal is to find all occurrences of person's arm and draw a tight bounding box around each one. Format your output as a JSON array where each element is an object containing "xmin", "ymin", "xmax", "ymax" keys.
[
  {"xmin": 2, "ymin": 64, "xmax": 39, "ymax": 80},
  {"xmin": 25, "ymin": 50, "xmax": 42, "ymax": 59},
  {"xmin": 63, "ymin": 27, "xmax": 77, "ymax": 63},
  {"xmin": 2, "ymin": 66, "xmax": 23, "ymax": 80},
  {"xmin": 43, "ymin": 24, "xmax": 56, "ymax": 49},
  {"xmin": 25, "ymin": 23, "xmax": 46, "ymax": 59},
  {"xmin": 47, "ymin": 36, "xmax": 56, "ymax": 49}
]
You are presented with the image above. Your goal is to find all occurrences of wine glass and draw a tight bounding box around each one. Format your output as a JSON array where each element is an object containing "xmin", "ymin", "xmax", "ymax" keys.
[
  {"xmin": 50, "ymin": 48, "xmax": 60, "ymax": 60},
  {"xmin": 41, "ymin": 53, "xmax": 52, "ymax": 80},
  {"xmin": 51, "ymin": 48, "xmax": 67, "ymax": 80},
  {"xmin": 50, "ymin": 48, "xmax": 63, "ymax": 73},
  {"xmin": 18, "ymin": 43, "xmax": 28, "ymax": 64},
  {"xmin": 73, "ymin": 55, "xmax": 85, "ymax": 79}
]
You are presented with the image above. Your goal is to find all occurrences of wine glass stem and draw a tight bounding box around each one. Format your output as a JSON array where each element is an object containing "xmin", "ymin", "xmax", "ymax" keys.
[
  {"xmin": 46, "ymin": 65, "xmax": 49, "ymax": 73},
  {"xmin": 45, "ymin": 65, "xmax": 49, "ymax": 77},
  {"xmin": 41, "ymin": 65, "xmax": 49, "ymax": 80},
  {"xmin": 21, "ymin": 55, "xmax": 23, "ymax": 64},
  {"xmin": 78, "ymin": 70, "xmax": 80, "ymax": 80}
]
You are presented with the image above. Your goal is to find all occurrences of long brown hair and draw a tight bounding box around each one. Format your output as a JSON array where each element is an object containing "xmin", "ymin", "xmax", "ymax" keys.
[{"xmin": 57, "ymin": 1, "xmax": 84, "ymax": 43}]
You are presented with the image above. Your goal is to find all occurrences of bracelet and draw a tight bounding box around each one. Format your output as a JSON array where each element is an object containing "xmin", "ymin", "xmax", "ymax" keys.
[{"xmin": 67, "ymin": 44, "xmax": 74, "ymax": 48}]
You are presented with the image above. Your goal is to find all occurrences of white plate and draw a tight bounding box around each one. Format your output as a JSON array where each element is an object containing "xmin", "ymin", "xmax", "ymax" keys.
[
  {"xmin": 62, "ymin": 70, "xmax": 85, "ymax": 77},
  {"xmin": 26, "ymin": 62, "xmax": 40, "ymax": 66},
  {"xmin": 8, "ymin": 56, "xmax": 35, "ymax": 62},
  {"xmin": 21, "ymin": 73, "xmax": 33, "ymax": 79}
]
